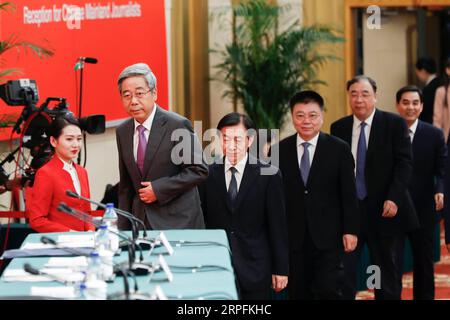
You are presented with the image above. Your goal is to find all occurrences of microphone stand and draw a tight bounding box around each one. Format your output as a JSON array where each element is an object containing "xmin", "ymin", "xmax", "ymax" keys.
[
  {"xmin": 58, "ymin": 203, "xmax": 153, "ymax": 276},
  {"xmin": 76, "ymin": 57, "xmax": 97, "ymax": 167},
  {"xmin": 77, "ymin": 58, "xmax": 85, "ymax": 166},
  {"xmin": 65, "ymin": 190, "xmax": 148, "ymax": 239},
  {"xmin": 23, "ymin": 263, "xmax": 74, "ymax": 286}
]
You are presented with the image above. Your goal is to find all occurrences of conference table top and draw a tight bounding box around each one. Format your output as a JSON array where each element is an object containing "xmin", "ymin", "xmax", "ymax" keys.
[{"xmin": 0, "ymin": 229, "xmax": 238, "ymax": 300}]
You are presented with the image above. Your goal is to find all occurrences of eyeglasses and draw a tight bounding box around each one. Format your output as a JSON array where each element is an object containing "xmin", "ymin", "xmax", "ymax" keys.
[
  {"xmin": 296, "ymin": 113, "xmax": 321, "ymax": 122},
  {"xmin": 121, "ymin": 89, "xmax": 153, "ymax": 101}
]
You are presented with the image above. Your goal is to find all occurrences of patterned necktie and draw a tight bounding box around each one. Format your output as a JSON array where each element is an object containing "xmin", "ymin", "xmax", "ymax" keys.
[
  {"xmin": 136, "ymin": 125, "xmax": 147, "ymax": 175},
  {"xmin": 300, "ymin": 142, "xmax": 311, "ymax": 185},
  {"xmin": 356, "ymin": 122, "xmax": 367, "ymax": 200},
  {"xmin": 228, "ymin": 167, "xmax": 238, "ymax": 207}
]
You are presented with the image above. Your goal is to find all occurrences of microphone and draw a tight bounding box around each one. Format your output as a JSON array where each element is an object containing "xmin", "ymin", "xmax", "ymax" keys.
[
  {"xmin": 23, "ymin": 263, "xmax": 73, "ymax": 286},
  {"xmin": 40, "ymin": 236, "xmax": 94, "ymax": 258},
  {"xmin": 65, "ymin": 190, "xmax": 148, "ymax": 239},
  {"xmin": 57, "ymin": 203, "xmax": 148, "ymax": 273},
  {"xmin": 78, "ymin": 57, "xmax": 98, "ymax": 64}
]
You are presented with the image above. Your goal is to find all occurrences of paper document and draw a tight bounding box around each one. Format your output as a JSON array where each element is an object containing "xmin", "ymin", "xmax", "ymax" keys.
[
  {"xmin": 3, "ymin": 268, "xmax": 85, "ymax": 282},
  {"xmin": 45, "ymin": 257, "xmax": 88, "ymax": 268},
  {"xmin": 30, "ymin": 286, "xmax": 77, "ymax": 299}
]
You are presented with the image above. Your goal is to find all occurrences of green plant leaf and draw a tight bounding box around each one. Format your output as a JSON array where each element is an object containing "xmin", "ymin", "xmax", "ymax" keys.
[{"xmin": 212, "ymin": 0, "xmax": 343, "ymax": 129}]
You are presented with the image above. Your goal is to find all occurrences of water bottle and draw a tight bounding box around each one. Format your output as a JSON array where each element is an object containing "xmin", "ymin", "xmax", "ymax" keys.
[
  {"xmin": 86, "ymin": 251, "xmax": 102, "ymax": 282},
  {"xmin": 94, "ymin": 225, "xmax": 114, "ymax": 281},
  {"xmin": 75, "ymin": 282, "xmax": 87, "ymax": 300},
  {"xmin": 84, "ymin": 251, "xmax": 107, "ymax": 300},
  {"xmin": 95, "ymin": 225, "xmax": 110, "ymax": 251},
  {"xmin": 102, "ymin": 203, "xmax": 119, "ymax": 252}
]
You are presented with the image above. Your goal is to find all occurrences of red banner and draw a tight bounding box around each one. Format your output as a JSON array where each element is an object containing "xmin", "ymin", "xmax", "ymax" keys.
[{"xmin": 0, "ymin": 0, "xmax": 169, "ymax": 140}]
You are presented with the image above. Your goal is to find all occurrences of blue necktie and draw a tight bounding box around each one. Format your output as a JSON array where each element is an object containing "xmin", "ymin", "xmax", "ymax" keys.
[
  {"xmin": 300, "ymin": 142, "xmax": 311, "ymax": 185},
  {"xmin": 228, "ymin": 167, "xmax": 238, "ymax": 207},
  {"xmin": 356, "ymin": 122, "xmax": 367, "ymax": 200}
]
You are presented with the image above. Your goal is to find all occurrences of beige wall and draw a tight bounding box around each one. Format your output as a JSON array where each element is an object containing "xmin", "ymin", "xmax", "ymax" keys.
[
  {"xmin": 363, "ymin": 11, "xmax": 416, "ymax": 112},
  {"xmin": 303, "ymin": 0, "xmax": 347, "ymax": 132},
  {"xmin": 83, "ymin": 127, "xmax": 120, "ymax": 202}
]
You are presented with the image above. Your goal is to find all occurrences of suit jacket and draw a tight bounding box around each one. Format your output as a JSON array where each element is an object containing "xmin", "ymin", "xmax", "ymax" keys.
[
  {"xmin": 116, "ymin": 106, "xmax": 208, "ymax": 230},
  {"xmin": 275, "ymin": 132, "xmax": 359, "ymax": 251},
  {"xmin": 331, "ymin": 109, "xmax": 419, "ymax": 236},
  {"xmin": 420, "ymin": 77, "xmax": 441, "ymax": 124},
  {"xmin": 199, "ymin": 156, "xmax": 289, "ymax": 293},
  {"xmin": 27, "ymin": 156, "xmax": 94, "ymax": 233},
  {"xmin": 409, "ymin": 121, "xmax": 447, "ymax": 231}
]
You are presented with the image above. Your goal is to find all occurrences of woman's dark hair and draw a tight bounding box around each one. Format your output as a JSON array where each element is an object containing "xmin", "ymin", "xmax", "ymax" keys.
[{"xmin": 48, "ymin": 115, "xmax": 81, "ymax": 139}]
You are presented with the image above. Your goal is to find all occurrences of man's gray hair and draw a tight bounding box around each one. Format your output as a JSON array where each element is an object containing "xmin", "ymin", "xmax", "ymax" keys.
[{"xmin": 117, "ymin": 63, "xmax": 157, "ymax": 92}]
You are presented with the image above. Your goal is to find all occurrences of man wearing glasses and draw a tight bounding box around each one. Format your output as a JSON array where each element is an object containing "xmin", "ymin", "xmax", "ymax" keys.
[
  {"xmin": 115, "ymin": 63, "xmax": 208, "ymax": 230},
  {"xmin": 276, "ymin": 90, "xmax": 359, "ymax": 299},
  {"xmin": 331, "ymin": 75, "xmax": 419, "ymax": 300}
]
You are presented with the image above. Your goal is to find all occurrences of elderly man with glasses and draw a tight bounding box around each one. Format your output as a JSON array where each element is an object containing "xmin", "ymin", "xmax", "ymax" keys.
[{"xmin": 115, "ymin": 62, "xmax": 208, "ymax": 230}]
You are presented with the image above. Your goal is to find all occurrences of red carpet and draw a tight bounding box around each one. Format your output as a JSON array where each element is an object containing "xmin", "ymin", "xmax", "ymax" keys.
[{"xmin": 357, "ymin": 223, "xmax": 450, "ymax": 300}]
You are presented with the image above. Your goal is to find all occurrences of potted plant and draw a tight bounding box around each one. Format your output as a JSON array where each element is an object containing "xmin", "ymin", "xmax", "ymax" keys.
[
  {"xmin": 0, "ymin": 1, "xmax": 54, "ymax": 131},
  {"xmin": 213, "ymin": 0, "xmax": 343, "ymax": 130},
  {"xmin": 0, "ymin": 2, "xmax": 54, "ymax": 81}
]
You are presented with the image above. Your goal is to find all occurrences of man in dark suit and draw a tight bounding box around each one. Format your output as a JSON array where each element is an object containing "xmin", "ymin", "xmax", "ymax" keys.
[
  {"xmin": 331, "ymin": 75, "xmax": 419, "ymax": 300},
  {"xmin": 199, "ymin": 113, "xmax": 288, "ymax": 300},
  {"xmin": 276, "ymin": 91, "xmax": 359, "ymax": 299},
  {"xmin": 395, "ymin": 85, "xmax": 447, "ymax": 300},
  {"xmin": 415, "ymin": 57, "xmax": 441, "ymax": 124},
  {"xmin": 116, "ymin": 63, "xmax": 208, "ymax": 230}
]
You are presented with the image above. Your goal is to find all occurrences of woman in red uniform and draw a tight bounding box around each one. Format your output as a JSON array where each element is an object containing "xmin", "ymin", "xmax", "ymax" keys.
[{"xmin": 28, "ymin": 116, "xmax": 94, "ymax": 232}]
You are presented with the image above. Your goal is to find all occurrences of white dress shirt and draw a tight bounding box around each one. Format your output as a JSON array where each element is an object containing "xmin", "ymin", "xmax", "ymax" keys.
[
  {"xmin": 351, "ymin": 108, "xmax": 376, "ymax": 165},
  {"xmin": 133, "ymin": 104, "xmax": 156, "ymax": 162},
  {"xmin": 224, "ymin": 153, "xmax": 248, "ymax": 192},
  {"xmin": 408, "ymin": 119, "xmax": 418, "ymax": 143},
  {"xmin": 59, "ymin": 157, "xmax": 81, "ymax": 195},
  {"xmin": 296, "ymin": 133, "xmax": 319, "ymax": 169}
]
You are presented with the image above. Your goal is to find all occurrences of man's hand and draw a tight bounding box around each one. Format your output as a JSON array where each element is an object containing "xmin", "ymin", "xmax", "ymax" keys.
[
  {"xmin": 382, "ymin": 200, "xmax": 398, "ymax": 218},
  {"xmin": 343, "ymin": 234, "xmax": 358, "ymax": 252},
  {"xmin": 272, "ymin": 275, "xmax": 288, "ymax": 293},
  {"xmin": 139, "ymin": 182, "xmax": 157, "ymax": 204},
  {"xmin": 435, "ymin": 193, "xmax": 444, "ymax": 211}
]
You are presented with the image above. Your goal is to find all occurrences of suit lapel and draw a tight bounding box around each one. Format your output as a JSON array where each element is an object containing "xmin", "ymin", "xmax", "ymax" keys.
[
  {"xmin": 74, "ymin": 164, "xmax": 87, "ymax": 198},
  {"xmin": 211, "ymin": 161, "xmax": 232, "ymax": 212},
  {"xmin": 143, "ymin": 106, "xmax": 167, "ymax": 177},
  {"xmin": 306, "ymin": 132, "xmax": 325, "ymax": 187},
  {"xmin": 341, "ymin": 116, "xmax": 354, "ymax": 146},
  {"xmin": 412, "ymin": 121, "xmax": 423, "ymax": 155},
  {"xmin": 234, "ymin": 156, "xmax": 259, "ymax": 211},
  {"xmin": 122, "ymin": 119, "xmax": 142, "ymax": 179},
  {"xmin": 366, "ymin": 109, "xmax": 383, "ymax": 163},
  {"xmin": 286, "ymin": 134, "xmax": 304, "ymax": 188}
]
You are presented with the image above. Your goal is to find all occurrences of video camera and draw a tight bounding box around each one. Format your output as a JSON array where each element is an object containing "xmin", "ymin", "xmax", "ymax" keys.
[{"xmin": 0, "ymin": 79, "xmax": 105, "ymax": 187}]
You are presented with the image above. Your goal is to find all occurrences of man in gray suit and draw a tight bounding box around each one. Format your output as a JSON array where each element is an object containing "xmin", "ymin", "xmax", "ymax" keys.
[{"xmin": 116, "ymin": 63, "xmax": 208, "ymax": 230}]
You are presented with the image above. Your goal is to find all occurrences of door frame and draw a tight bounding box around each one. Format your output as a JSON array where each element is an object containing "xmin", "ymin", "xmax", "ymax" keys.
[{"xmin": 344, "ymin": 0, "xmax": 449, "ymax": 87}]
